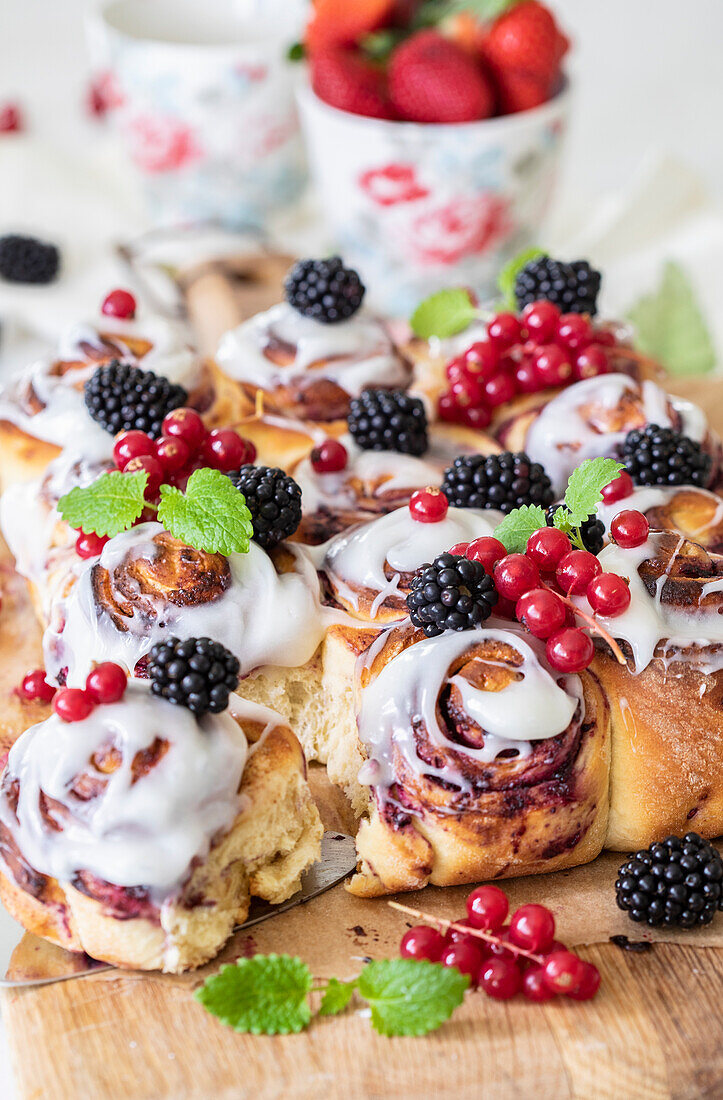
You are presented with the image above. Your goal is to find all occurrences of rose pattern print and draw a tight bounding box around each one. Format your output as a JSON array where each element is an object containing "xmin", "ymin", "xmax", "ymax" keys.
[
  {"xmin": 358, "ymin": 163, "xmax": 430, "ymax": 206},
  {"xmin": 403, "ymin": 193, "xmax": 512, "ymax": 266},
  {"xmin": 124, "ymin": 114, "xmax": 202, "ymax": 173}
]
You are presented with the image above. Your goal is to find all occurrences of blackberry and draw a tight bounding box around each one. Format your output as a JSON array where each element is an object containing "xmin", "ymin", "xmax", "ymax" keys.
[
  {"xmin": 441, "ymin": 452, "xmax": 554, "ymax": 514},
  {"xmin": 406, "ymin": 552, "xmax": 498, "ymax": 638},
  {"xmin": 616, "ymin": 424, "xmax": 712, "ymax": 488},
  {"xmin": 615, "ymin": 833, "xmax": 723, "ymax": 929},
  {"xmin": 284, "ymin": 256, "xmax": 365, "ymax": 323},
  {"xmin": 84, "ymin": 360, "xmax": 187, "ymax": 439},
  {"xmin": 348, "ymin": 388, "xmax": 427, "ymax": 456},
  {"xmin": 148, "ymin": 636, "xmax": 240, "ymax": 716},
  {"xmin": 515, "ymin": 255, "xmax": 601, "ymax": 316},
  {"xmin": 0, "ymin": 234, "xmax": 60, "ymax": 284},
  {"xmin": 227, "ymin": 465, "xmax": 302, "ymax": 549},
  {"xmin": 546, "ymin": 504, "xmax": 605, "ymax": 555}
]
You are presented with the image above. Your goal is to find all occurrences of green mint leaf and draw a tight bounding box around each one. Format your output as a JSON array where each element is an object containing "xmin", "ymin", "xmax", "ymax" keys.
[
  {"xmin": 562, "ymin": 457, "xmax": 624, "ymax": 526},
  {"xmin": 493, "ymin": 504, "xmax": 547, "ymax": 554},
  {"xmin": 626, "ymin": 260, "xmax": 716, "ymax": 376},
  {"xmin": 498, "ymin": 246, "xmax": 545, "ymax": 310},
  {"xmin": 195, "ymin": 955, "xmax": 312, "ymax": 1035},
  {"xmin": 410, "ymin": 288, "xmax": 478, "ymax": 340},
  {"xmin": 319, "ymin": 978, "xmax": 355, "ymax": 1017},
  {"xmin": 57, "ymin": 470, "xmax": 148, "ymax": 538},
  {"xmin": 287, "ymin": 41, "xmax": 304, "ymax": 61},
  {"xmin": 158, "ymin": 467, "xmax": 253, "ymax": 555},
  {"xmin": 357, "ymin": 958, "xmax": 468, "ymax": 1037},
  {"xmin": 551, "ymin": 506, "xmax": 573, "ymax": 534}
]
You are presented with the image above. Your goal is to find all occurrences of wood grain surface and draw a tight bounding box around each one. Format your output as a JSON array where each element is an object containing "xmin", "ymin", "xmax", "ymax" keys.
[{"xmin": 2, "ymin": 258, "xmax": 723, "ymax": 1099}]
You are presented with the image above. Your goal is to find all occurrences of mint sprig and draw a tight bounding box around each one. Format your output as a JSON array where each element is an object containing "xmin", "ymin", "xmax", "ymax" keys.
[
  {"xmin": 58, "ymin": 470, "xmax": 148, "ymax": 538},
  {"xmin": 494, "ymin": 504, "xmax": 548, "ymax": 554},
  {"xmin": 410, "ymin": 288, "xmax": 479, "ymax": 340},
  {"xmin": 626, "ymin": 260, "xmax": 716, "ymax": 376},
  {"xmin": 498, "ymin": 246, "xmax": 544, "ymax": 310},
  {"xmin": 158, "ymin": 467, "xmax": 253, "ymax": 556},
  {"xmin": 195, "ymin": 954, "xmax": 468, "ymax": 1037}
]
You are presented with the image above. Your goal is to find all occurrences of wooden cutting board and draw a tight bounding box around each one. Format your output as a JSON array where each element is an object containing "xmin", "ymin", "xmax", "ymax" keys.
[{"xmin": 3, "ymin": 257, "xmax": 723, "ymax": 1099}]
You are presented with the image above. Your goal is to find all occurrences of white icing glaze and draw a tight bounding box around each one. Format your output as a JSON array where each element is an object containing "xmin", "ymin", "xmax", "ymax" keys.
[
  {"xmin": 357, "ymin": 629, "xmax": 581, "ymax": 798},
  {"xmin": 525, "ymin": 374, "xmax": 708, "ymax": 494},
  {"xmin": 315, "ymin": 505, "xmax": 503, "ymax": 618},
  {"xmin": 43, "ymin": 523, "xmax": 324, "ymax": 686},
  {"xmin": 0, "ymin": 682, "xmax": 248, "ymax": 900},
  {"xmin": 216, "ymin": 303, "xmax": 408, "ymax": 396}
]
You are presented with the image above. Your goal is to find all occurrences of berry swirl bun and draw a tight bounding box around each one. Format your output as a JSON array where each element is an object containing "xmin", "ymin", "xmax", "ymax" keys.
[
  {"xmin": 0, "ymin": 685, "xmax": 322, "ymax": 971},
  {"xmin": 576, "ymin": 531, "xmax": 723, "ymax": 850},
  {"xmin": 341, "ymin": 623, "xmax": 609, "ymax": 897},
  {"xmin": 499, "ymin": 373, "xmax": 720, "ymax": 495}
]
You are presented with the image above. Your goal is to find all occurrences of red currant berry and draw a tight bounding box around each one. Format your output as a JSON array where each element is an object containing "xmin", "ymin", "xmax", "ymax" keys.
[
  {"xmin": 459, "ymin": 404, "xmax": 492, "ymax": 430},
  {"xmin": 75, "ymin": 531, "xmax": 109, "ymax": 559},
  {"xmin": 409, "ymin": 488, "xmax": 448, "ymax": 523},
  {"xmin": 479, "ymin": 957, "xmax": 522, "ymax": 1000},
  {"xmin": 203, "ymin": 429, "xmax": 248, "ymax": 472},
  {"xmin": 556, "ymin": 313, "xmax": 592, "ymax": 351},
  {"xmin": 161, "ymin": 408, "xmax": 206, "ymax": 452},
  {"xmin": 532, "ymin": 344, "xmax": 573, "ymax": 388},
  {"xmin": 441, "ymin": 942, "xmax": 483, "ymax": 982},
  {"xmin": 101, "ymin": 288, "xmax": 136, "ymax": 319},
  {"xmin": 574, "ymin": 345, "xmax": 609, "ymax": 381},
  {"xmin": 399, "ymin": 925, "xmax": 445, "ymax": 962},
  {"xmin": 450, "ymin": 377, "xmax": 485, "ymax": 409},
  {"xmin": 483, "ymin": 371, "xmax": 517, "ymax": 409},
  {"xmin": 311, "ymin": 439, "xmax": 348, "ymax": 474},
  {"xmin": 526, "ymin": 527, "xmax": 571, "ymax": 571},
  {"xmin": 113, "ymin": 430, "xmax": 155, "ymax": 470},
  {"xmin": 486, "ymin": 926, "xmax": 515, "ymax": 958},
  {"xmin": 522, "ymin": 300, "xmax": 560, "ymax": 343},
  {"xmin": 556, "ymin": 549, "xmax": 601, "ymax": 595},
  {"xmin": 445, "ymin": 918, "xmax": 484, "ymax": 951},
  {"xmin": 494, "ymin": 554, "xmax": 540, "ymax": 601},
  {"xmin": 546, "ymin": 628, "xmax": 595, "ymax": 673},
  {"xmin": 516, "ymin": 589, "xmax": 566, "ymax": 639},
  {"xmin": 19, "ymin": 670, "xmax": 56, "ymax": 703},
  {"xmin": 124, "ymin": 455, "xmax": 164, "ymax": 498},
  {"xmin": 445, "ymin": 355, "xmax": 467, "ymax": 383},
  {"xmin": 586, "ymin": 573, "xmax": 631, "ymax": 617},
  {"xmin": 85, "ymin": 662, "xmax": 128, "ymax": 704},
  {"xmin": 449, "ymin": 543, "xmax": 469, "ymax": 557},
  {"xmin": 462, "ymin": 341, "xmax": 499, "ymax": 381},
  {"xmin": 513, "ymin": 358, "xmax": 542, "ymax": 394},
  {"xmin": 509, "ymin": 904, "xmax": 556, "ymax": 953},
  {"xmin": 592, "ymin": 328, "xmax": 616, "ymax": 348},
  {"xmin": 155, "ymin": 436, "xmax": 190, "ymax": 474},
  {"xmin": 487, "ymin": 312, "xmax": 522, "ymax": 351},
  {"xmin": 610, "ymin": 509, "xmax": 649, "ymax": 548},
  {"xmin": 438, "ymin": 392, "xmax": 464, "ymax": 424},
  {"xmin": 466, "ymin": 885, "xmax": 509, "ymax": 931},
  {"xmin": 542, "ymin": 950, "xmax": 586, "ymax": 995},
  {"xmin": 465, "ymin": 536, "xmax": 507, "ymax": 574},
  {"xmin": 522, "ymin": 965, "xmax": 556, "ymax": 1002},
  {"xmin": 566, "ymin": 960, "xmax": 601, "ymax": 1001},
  {"xmin": 600, "ymin": 469, "xmax": 634, "ymax": 504},
  {"xmin": 53, "ymin": 687, "xmax": 94, "ymax": 723}
]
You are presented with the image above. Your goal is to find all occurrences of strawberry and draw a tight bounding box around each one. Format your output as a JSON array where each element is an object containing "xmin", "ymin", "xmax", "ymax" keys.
[
  {"xmin": 310, "ymin": 48, "xmax": 396, "ymax": 119},
  {"xmin": 388, "ymin": 30, "xmax": 495, "ymax": 124},
  {"xmin": 306, "ymin": 0, "xmax": 394, "ymax": 52},
  {"xmin": 495, "ymin": 68, "xmax": 550, "ymax": 114},
  {"xmin": 482, "ymin": 1, "xmax": 568, "ymax": 86}
]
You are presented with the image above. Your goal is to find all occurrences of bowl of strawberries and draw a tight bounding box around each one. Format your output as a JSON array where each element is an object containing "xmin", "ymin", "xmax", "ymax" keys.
[{"xmin": 298, "ymin": 0, "xmax": 571, "ymax": 314}]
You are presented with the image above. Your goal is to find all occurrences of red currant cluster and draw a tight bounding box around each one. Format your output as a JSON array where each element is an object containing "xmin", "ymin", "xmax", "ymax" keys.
[
  {"xmin": 438, "ymin": 301, "xmax": 617, "ymax": 430},
  {"xmin": 74, "ymin": 409, "xmax": 257, "ymax": 560},
  {"xmin": 399, "ymin": 885, "xmax": 600, "ymax": 1002},
  {"xmin": 49, "ymin": 662, "xmax": 128, "ymax": 723}
]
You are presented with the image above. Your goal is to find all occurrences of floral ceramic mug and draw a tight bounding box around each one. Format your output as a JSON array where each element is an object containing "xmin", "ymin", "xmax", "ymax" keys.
[
  {"xmin": 89, "ymin": 0, "xmax": 307, "ymax": 228},
  {"xmin": 298, "ymin": 82, "xmax": 571, "ymax": 315}
]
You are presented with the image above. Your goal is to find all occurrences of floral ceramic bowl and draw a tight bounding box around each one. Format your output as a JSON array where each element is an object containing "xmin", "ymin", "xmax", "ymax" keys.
[
  {"xmin": 90, "ymin": 0, "xmax": 307, "ymax": 229},
  {"xmin": 298, "ymin": 81, "xmax": 571, "ymax": 315}
]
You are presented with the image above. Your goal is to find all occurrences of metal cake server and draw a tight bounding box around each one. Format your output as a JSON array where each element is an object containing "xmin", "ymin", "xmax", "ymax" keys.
[{"xmin": 0, "ymin": 832, "xmax": 356, "ymax": 988}]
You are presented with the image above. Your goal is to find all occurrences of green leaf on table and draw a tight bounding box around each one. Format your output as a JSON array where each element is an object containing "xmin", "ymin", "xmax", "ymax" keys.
[
  {"xmin": 57, "ymin": 470, "xmax": 148, "ymax": 538},
  {"xmin": 409, "ymin": 288, "xmax": 479, "ymax": 340},
  {"xmin": 498, "ymin": 246, "xmax": 545, "ymax": 310},
  {"xmin": 195, "ymin": 955, "xmax": 313, "ymax": 1035},
  {"xmin": 158, "ymin": 467, "xmax": 253, "ymax": 555},
  {"xmin": 319, "ymin": 978, "xmax": 356, "ymax": 1017},
  {"xmin": 493, "ymin": 504, "xmax": 548, "ymax": 554},
  {"xmin": 626, "ymin": 260, "xmax": 716, "ymax": 376},
  {"xmin": 562, "ymin": 457, "xmax": 625, "ymax": 526},
  {"xmin": 357, "ymin": 958, "xmax": 468, "ymax": 1037}
]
